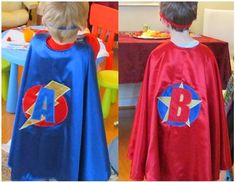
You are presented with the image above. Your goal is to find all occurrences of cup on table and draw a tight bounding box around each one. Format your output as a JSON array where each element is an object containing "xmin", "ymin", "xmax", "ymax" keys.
[{"xmin": 23, "ymin": 28, "xmax": 34, "ymax": 42}]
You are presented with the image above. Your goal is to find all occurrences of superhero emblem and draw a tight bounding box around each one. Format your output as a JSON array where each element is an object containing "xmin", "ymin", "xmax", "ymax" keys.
[
  {"xmin": 157, "ymin": 83, "xmax": 201, "ymax": 127},
  {"xmin": 20, "ymin": 81, "xmax": 70, "ymax": 130}
]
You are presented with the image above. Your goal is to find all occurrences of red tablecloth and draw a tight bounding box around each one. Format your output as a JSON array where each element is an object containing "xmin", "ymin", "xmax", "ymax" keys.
[{"xmin": 119, "ymin": 33, "xmax": 231, "ymax": 89}]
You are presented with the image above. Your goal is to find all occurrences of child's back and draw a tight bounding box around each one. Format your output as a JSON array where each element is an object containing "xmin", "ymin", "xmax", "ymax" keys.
[
  {"xmin": 128, "ymin": 2, "xmax": 232, "ymax": 181},
  {"xmin": 8, "ymin": 3, "xmax": 110, "ymax": 181}
]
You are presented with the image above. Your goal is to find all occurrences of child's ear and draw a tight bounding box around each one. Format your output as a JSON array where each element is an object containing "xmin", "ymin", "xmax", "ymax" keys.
[{"xmin": 160, "ymin": 18, "xmax": 171, "ymax": 30}]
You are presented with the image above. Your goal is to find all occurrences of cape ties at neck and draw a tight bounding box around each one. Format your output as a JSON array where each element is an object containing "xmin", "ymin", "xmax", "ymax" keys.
[
  {"xmin": 47, "ymin": 36, "xmax": 74, "ymax": 51},
  {"xmin": 160, "ymin": 12, "xmax": 192, "ymax": 29}
]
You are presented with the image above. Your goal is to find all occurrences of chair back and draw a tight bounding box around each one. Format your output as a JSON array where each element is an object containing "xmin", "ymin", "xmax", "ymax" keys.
[
  {"xmin": 203, "ymin": 9, "xmax": 234, "ymax": 59},
  {"xmin": 89, "ymin": 4, "xmax": 118, "ymax": 52}
]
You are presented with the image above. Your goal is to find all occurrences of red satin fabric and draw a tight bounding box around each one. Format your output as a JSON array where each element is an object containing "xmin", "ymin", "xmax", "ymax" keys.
[{"xmin": 128, "ymin": 41, "xmax": 232, "ymax": 180}]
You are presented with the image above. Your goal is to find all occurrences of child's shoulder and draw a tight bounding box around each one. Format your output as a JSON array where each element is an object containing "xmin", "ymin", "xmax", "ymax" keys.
[
  {"xmin": 196, "ymin": 43, "xmax": 215, "ymax": 56},
  {"xmin": 74, "ymin": 36, "xmax": 95, "ymax": 54},
  {"xmin": 31, "ymin": 33, "xmax": 48, "ymax": 46},
  {"xmin": 150, "ymin": 41, "xmax": 173, "ymax": 56},
  {"xmin": 192, "ymin": 43, "xmax": 216, "ymax": 62},
  {"xmin": 151, "ymin": 40, "xmax": 214, "ymax": 57},
  {"xmin": 154, "ymin": 40, "xmax": 172, "ymax": 49}
]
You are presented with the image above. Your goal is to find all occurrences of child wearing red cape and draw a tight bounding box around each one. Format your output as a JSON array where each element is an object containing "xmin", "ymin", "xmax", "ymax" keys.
[{"xmin": 128, "ymin": 2, "xmax": 232, "ymax": 180}]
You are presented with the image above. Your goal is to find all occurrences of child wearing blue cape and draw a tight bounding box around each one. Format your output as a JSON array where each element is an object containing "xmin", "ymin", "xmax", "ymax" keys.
[{"xmin": 8, "ymin": 2, "xmax": 110, "ymax": 180}]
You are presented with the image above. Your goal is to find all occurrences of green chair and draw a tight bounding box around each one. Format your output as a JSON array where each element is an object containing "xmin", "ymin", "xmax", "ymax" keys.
[
  {"xmin": 2, "ymin": 59, "xmax": 10, "ymax": 101},
  {"xmin": 98, "ymin": 70, "xmax": 118, "ymax": 119}
]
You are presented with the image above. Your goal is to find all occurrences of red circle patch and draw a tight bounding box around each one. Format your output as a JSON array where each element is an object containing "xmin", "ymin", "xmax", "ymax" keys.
[{"xmin": 22, "ymin": 85, "xmax": 68, "ymax": 127}]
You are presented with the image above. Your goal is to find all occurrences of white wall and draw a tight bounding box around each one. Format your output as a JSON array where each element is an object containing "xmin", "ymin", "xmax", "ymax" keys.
[
  {"xmin": 192, "ymin": 2, "xmax": 234, "ymax": 33},
  {"xmin": 119, "ymin": 2, "xmax": 234, "ymax": 34},
  {"xmin": 119, "ymin": 3, "xmax": 163, "ymax": 32}
]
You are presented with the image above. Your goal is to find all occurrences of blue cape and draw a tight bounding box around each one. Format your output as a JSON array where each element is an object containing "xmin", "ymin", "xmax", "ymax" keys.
[{"xmin": 8, "ymin": 34, "xmax": 110, "ymax": 180}]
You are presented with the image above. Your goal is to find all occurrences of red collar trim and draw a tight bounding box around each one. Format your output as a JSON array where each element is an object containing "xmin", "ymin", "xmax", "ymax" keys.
[
  {"xmin": 160, "ymin": 12, "xmax": 192, "ymax": 29},
  {"xmin": 46, "ymin": 36, "xmax": 74, "ymax": 51}
]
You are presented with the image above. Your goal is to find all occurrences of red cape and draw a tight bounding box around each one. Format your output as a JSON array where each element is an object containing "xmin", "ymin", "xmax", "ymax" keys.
[{"xmin": 128, "ymin": 41, "xmax": 232, "ymax": 180}]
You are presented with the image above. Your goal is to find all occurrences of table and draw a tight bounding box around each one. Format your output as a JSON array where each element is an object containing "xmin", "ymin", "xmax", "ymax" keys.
[
  {"xmin": 119, "ymin": 33, "xmax": 231, "ymax": 89},
  {"xmin": 2, "ymin": 27, "xmax": 107, "ymax": 113},
  {"xmin": 2, "ymin": 33, "xmax": 26, "ymax": 113}
]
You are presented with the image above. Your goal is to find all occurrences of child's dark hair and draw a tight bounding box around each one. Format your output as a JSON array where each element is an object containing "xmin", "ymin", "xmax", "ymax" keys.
[{"xmin": 160, "ymin": 2, "xmax": 198, "ymax": 32}]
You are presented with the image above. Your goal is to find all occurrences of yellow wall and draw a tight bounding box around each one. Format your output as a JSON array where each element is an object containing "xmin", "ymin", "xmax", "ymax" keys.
[{"xmin": 192, "ymin": 2, "xmax": 234, "ymax": 33}]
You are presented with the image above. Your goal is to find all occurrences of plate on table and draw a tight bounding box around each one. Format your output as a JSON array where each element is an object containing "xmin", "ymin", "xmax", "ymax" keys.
[
  {"xmin": 132, "ymin": 30, "xmax": 170, "ymax": 40},
  {"xmin": 2, "ymin": 29, "xmax": 29, "ymax": 50}
]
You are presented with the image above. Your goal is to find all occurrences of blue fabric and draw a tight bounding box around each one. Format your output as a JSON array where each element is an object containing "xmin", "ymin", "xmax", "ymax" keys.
[
  {"xmin": 31, "ymin": 88, "xmax": 55, "ymax": 123},
  {"xmin": 108, "ymin": 137, "xmax": 118, "ymax": 174},
  {"xmin": 8, "ymin": 33, "xmax": 110, "ymax": 180},
  {"xmin": 225, "ymin": 170, "xmax": 232, "ymax": 181}
]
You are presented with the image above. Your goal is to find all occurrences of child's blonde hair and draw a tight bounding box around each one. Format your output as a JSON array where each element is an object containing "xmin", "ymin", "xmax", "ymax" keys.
[{"xmin": 42, "ymin": 2, "xmax": 89, "ymax": 43}]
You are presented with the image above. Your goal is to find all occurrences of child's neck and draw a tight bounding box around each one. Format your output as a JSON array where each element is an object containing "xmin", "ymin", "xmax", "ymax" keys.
[
  {"xmin": 53, "ymin": 37, "xmax": 75, "ymax": 45},
  {"xmin": 47, "ymin": 36, "xmax": 74, "ymax": 51},
  {"xmin": 170, "ymin": 29, "xmax": 194, "ymax": 45}
]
